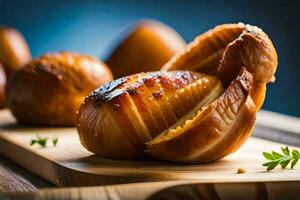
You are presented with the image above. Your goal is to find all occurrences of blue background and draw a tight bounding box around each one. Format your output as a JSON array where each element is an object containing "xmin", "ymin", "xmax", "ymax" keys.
[{"xmin": 1, "ymin": 0, "xmax": 299, "ymax": 117}]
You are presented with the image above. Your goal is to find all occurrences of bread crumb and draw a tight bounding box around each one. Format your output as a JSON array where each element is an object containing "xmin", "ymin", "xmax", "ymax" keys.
[{"xmin": 237, "ymin": 167, "xmax": 246, "ymax": 174}]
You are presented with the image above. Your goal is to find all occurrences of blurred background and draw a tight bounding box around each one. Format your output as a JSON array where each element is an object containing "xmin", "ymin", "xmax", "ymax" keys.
[{"xmin": 0, "ymin": 0, "xmax": 299, "ymax": 117}]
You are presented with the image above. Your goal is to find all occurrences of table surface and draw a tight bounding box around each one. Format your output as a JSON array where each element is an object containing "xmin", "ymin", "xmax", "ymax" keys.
[
  {"xmin": 0, "ymin": 156, "xmax": 53, "ymax": 192},
  {"xmin": 0, "ymin": 110, "xmax": 299, "ymax": 193}
]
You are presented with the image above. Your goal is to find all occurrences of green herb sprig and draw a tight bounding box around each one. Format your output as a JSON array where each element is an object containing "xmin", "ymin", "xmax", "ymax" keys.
[
  {"xmin": 52, "ymin": 136, "xmax": 58, "ymax": 146},
  {"xmin": 30, "ymin": 135, "xmax": 58, "ymax": 147},
  {"xmin": 262, "ymin": 146, "xmax": 300, "ymax": 171}
]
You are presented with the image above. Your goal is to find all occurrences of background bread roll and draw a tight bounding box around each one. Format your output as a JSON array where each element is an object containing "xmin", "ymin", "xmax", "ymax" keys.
[
  {"xmin": 6, "ymin": 52, "xmax": 113, "ymax": 126},
  {"xmin": 0, "ymin": 27, "xmax": 31, "ymax": 80},
  {"xmin": 105, "ymin": 20, "xmax": 186, "ymax": 78}
]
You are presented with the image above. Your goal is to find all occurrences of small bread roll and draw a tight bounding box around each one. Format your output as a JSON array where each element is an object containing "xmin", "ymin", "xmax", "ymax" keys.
[
  {"xmin": 6, "ymin": 52, "xmax": 113, "ymax": 126},
  {"xmin": 0, "ymin": 64, "xmax": 6, "ymax": 108},
  {"xmin": 0, "ymin": 27, "xmax": 31, "ymax": 80},
  {"xmin": 105, "ymin": 20, "xmax": 186, "ymax": 78}
]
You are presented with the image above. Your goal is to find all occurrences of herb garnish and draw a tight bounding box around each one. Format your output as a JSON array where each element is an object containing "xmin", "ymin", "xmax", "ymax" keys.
[
  {"xmin": 262, "ymin": 146, "xmax": 300, "ymax": 171},
  {"xmin": 30, "ymin": 135, "xmax": 58, "ymax": 147},
  {"xmin": 52, "ymin": 136, "xmax": 58, "ymax": 146}
]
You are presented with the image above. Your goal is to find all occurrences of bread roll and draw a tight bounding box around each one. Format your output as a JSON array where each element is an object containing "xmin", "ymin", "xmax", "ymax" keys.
[
  {"xmin": 0, "ymin": 27, "xmax": 31, "ymax": 80},
  {"xmin": 106, "ymin": 20, "xmax": 186, "ymax": 78},
  {"xmin": 6, "ymin": 52, "xmax": 113, "ymax": 126}
]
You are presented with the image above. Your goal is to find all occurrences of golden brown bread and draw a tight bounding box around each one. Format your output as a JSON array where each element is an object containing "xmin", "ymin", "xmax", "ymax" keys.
[
  {"xmin": 6, "ymin": 52, "xmax": 113, "ymax": 126},
  {"xmin": 77, "ymin": 23, "xmax": 278, "ymax": 163},
  {"xmin": 0, "ymin": 27, "xmax": 31, "ymax": 80},
  {"xmin": 0, "ymin": 64, "xmax": 6, "ymax": 108},
  {"xmin": 77, "ymin": 71, "xmax": 223, "ymax": 159},
  {"xmin": 105, "ymin": 20, "xmax": 186, "ymax": 78}
]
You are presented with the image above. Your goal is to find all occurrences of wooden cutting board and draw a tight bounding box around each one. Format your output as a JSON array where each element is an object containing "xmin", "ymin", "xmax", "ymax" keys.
[{"xmin": 0, "ymin": 109, "xmax": 299, "ymax": 187}]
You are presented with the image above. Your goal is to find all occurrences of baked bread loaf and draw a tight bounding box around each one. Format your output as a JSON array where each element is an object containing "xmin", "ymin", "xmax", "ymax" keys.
[
  {"xmin": 0, "ymin": 64, "xmax": 6, "ymax": 108},
  {"xmin": 105, "ymin": 20, "xmax": 186, "ymax": 78},
  {"xmin": 0, "ymin": 27, "xmax": 31, "ymax": 80},
  {"xmin": 77, "ymin": 23, "xmax": 278, "ymax": 163},
  {"xmin": 6, "ymin": 52, "xmax": 113, "ymax": 126}
]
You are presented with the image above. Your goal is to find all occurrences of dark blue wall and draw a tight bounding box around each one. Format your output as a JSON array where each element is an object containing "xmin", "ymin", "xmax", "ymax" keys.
[{"xmin": 1, "ymin": 0, "xmax": 299, "ymax": 117}]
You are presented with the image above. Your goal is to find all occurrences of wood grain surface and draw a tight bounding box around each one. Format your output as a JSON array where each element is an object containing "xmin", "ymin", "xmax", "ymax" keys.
[
  {"xmin": 0, "ymin": 109, "xmax": 300, "ymax": 187},
  {"xmin": 0, "ymin": 181, "xmax": 184, "ymax": 200},
  {"xmin": 0, "ymin": 156, "xmax": 53, "ymax": 192},
  {"xmin": 1, "ymin": 181, "xmax": 300, "ymax": 200}
]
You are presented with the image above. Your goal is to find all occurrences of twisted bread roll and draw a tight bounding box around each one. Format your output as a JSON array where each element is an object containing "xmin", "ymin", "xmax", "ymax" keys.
[
  {"xmin": 6, "ymin": 52, "xmax": 113, "ymax": 126},
  {"xmin": 77, "ymin": 23, "xmax": 278, "ymax": 163}
]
